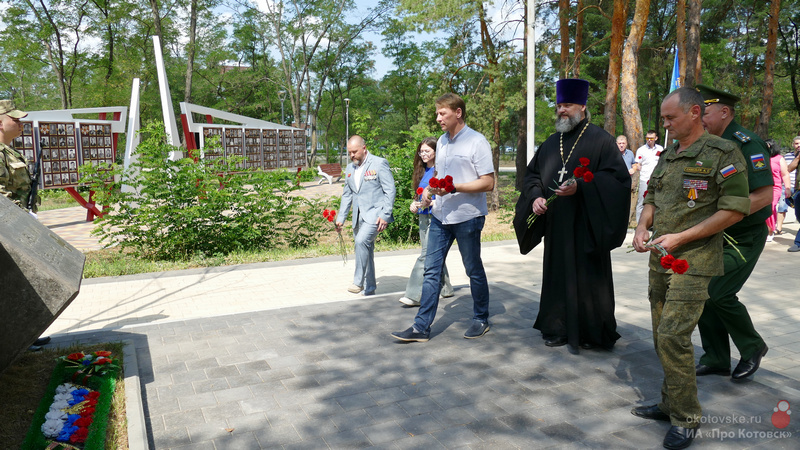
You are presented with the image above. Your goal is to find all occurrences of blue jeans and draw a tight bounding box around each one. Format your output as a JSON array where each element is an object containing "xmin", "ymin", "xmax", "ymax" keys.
[{"xmin": 413, "ymin": 215, "xmax": 490, "ymax": 334}]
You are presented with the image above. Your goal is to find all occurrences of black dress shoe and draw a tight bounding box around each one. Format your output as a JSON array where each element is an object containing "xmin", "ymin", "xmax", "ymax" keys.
[
  {"xmin": 579, "ymin": 342, "xmax": 595, "ymax": 349},
  {"xmin": 663, "ymin": 425, "xmax": 699, "ymax": 449},
  {"xmin": 631, "ymin": 404, "xmax": 670, "ymax": 422},
  {"xmin": 544, "ymin": 336, "xmax": 567, "ymax": 347},
  {"xmin": 695, "ymin": 363, "xmax": 730, "ymax": 376},
  {"xmin": 732, "ymin": 343, "xmax": 768, "ymax": 380},
  {"xmin": 33, "ymin": 336, "xmax": 51, "ymax": 346}
]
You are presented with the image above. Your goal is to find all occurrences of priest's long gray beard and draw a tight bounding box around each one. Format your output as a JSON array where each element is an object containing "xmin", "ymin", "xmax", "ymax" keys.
[{"xmin": 555, "ymin": 115, "xmax": 579, "ymax": 133}]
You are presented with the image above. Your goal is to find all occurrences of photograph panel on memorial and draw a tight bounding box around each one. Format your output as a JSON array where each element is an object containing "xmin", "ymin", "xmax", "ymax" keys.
[
  {"xmin": 263, "ymin": 129, "xmax": 278, "ymax": 169},
  {"xmin": 293, "ymin": 130, "xmax": 307, "ymax": 166},
  {"xmin": 224, "ymin": 127, "xmax": 245, "ymax": 169},
  {"xmin": 244, "ymin": 128, "xmax": 263, "ymax": 170},
  {"xmin": 79, "ymin": 123, "xmax": 115, "ymax": 182},
  {"xmin": 279, "ymin": 130, "xmax": 293, "ymax": 168},
  {"xmin": 12, "ymin": 122, "xmax": 37, "ymax": 175},
  {"xmin": 201, "ymin": 127, "xmax": 224, "ymax": 162},
  {"xmin": 37, "ymin": 122, "xmax": 81, "ymax": 189}
]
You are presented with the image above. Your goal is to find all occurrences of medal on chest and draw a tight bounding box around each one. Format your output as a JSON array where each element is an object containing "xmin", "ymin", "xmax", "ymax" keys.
[{"xmin": 683, "ymin": 179, "xmax": 707, "ymax": 208}]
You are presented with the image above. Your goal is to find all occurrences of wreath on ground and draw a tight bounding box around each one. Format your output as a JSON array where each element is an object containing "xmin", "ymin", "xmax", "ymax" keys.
[{"xmin": 22, "ymin": 350, "xmax": 121, "ymax": 449}]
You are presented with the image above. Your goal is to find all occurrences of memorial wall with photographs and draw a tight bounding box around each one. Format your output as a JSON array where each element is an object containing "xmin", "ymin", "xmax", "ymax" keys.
[
  {"xmin": 200, "ymin": 126, "xmax": 306, "ymax": 170},
  {"xmin": 12, "ymin": 121, "xmax": 117, "ymax": 189}
]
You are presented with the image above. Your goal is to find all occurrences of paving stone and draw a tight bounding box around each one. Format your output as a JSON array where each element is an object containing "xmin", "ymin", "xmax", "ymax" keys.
[
  {"xmin": 253, "ymin": 423, "xmax": 303, "ymax": 447},
  {"xmin": 214, "ymin": 385, "xmax": 254, "ymax": 403},
  {"xmin": 212, "ymin": 430, "xmax": 261, "ymax": 450},
  {"xmin": 163, "ymin": 408, "xmax": 205, "ymax": 430},
  {"xmin": 240, "ymin": 396, "xmax": 280, "ymax": 415},
  {"xmin": 398, "ymin": 412, "xmax": 445, "ymax": 435},
  {"xmin": 360, "ymin": 420, "xmax": 413, "ymax": 444},
  {"xmin": 225, "ymin": 412, "xmax": 270, "ymax": 432},
  {"xmin": 226, "ymin": 373, "xmax": 263, "ymax": 388},
  {"xmin": 202, "ymin": 401, "xmax": 244, "ymax": 422},
  {"xmin": 388, "ymin": 433, "xmax": 448, "ymax": 449},
  {"xmin": 178, "ymin": 392, "xmax": 218, "ymax": 410},
  {"xmin": 335, "ymin": 392, "xmax": 379, "ymax": 411},
  {"xmin": 205, "ymin": 365, "xmax": 240, "ymax": 379},
  {"xmin": 322, "ymin": 429, "xmax": 372, "ymax": 448}
]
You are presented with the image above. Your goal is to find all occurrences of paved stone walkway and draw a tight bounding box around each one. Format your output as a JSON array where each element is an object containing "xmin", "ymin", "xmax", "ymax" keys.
[{"xmin": 39, "ymin": 206, "xmax": 800, "ymax": 449}]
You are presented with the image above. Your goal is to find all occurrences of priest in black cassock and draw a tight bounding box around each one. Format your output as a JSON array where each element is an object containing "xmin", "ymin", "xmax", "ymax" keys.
[{"xmin": 514, "ymin": 78, "xmax": 631, "ymax": 351}]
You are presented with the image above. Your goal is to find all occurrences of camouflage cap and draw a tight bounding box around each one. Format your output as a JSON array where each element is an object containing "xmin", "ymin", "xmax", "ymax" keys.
[
  {"xmin": 695, "ymin": 85, "xmax": 740, "ymax": 107},
  {"xmin": 0, "ymin": 100, "xmax": 28, "ymax": 118}
]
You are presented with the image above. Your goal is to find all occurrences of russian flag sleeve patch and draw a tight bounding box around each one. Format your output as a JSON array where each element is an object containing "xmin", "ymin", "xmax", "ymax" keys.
[{"xmin": 720, "ymin": 164, "xmax": 738, "ymax": 178}]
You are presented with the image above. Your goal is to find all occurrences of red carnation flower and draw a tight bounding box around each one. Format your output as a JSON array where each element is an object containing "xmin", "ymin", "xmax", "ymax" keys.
[
  {"xmin": 74, "ymin": 417, "xmax": 94, "ymax": 427},
  {"xmin": 70, "ymin": 427, "xmax": 89, "ymax": 443},
  {"xmin": 429, "ymin": 177, "xmax": 440, "ymax": 188},
  {"xmin": 579, "ymin": 157, "xmax": 590, "ymax": 167},
  {"xmin": 573, "ymin": 167, "xmax": 586, "ymax": 178},
  {"xmin": 444, "ymin": 181, "xmax": 455, "ymax": 193},
  {"xmin": 582, "ymin": 171, "xmax": 594, "ymax": 183},
  {"xmin": 416, "ymin": 187, "xmax": 424, "ymax": 195},
  {"xmin": 94, "ymin": 350, "xmax": 112, "ymax": 357},
  {"xmin": 660, "ymin": 255, "xmax": 676, "ymax": 270},
  {"xmin": 444, "ymin": 175, "xmax": 453, "ymax": 183},
  {"xmin": 67, "ymin": 352, "xmax": 85, "ymax": 361},
  {"xmin": 86, "ymin": 391, "xmax": 101, "ymax": 399},
  {"xmin": 671, "ymin": 259, "xmax": 690, "ymax": 274}
]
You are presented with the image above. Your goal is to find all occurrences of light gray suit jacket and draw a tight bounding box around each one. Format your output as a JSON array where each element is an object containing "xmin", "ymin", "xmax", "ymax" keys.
[{"xmin": 336, "ymin": 152, "xmax": 396, "ymax": 226}]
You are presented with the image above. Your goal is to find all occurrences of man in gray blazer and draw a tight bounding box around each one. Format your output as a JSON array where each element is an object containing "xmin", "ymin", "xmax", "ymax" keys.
[{"xmin": 336, "ymin": 135, "xmax": 396, "ymax": 295}]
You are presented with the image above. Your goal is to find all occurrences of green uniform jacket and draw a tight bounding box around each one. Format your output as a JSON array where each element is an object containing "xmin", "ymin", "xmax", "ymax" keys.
[
  {"xmin": 720, "ymin": 120, "xmax": 773, "ymax": 235},
  {"xmin": 0, "ymin": 142, "xmax": 33, "ymax": 209},
  {"xmin": 644, "ymin": 132, "xmax": 750, "ymax": 276}
]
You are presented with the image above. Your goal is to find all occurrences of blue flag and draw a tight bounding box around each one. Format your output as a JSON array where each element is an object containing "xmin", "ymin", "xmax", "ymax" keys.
[{"xmin": 670, "ymin": 50, "xmax": 681, "ymax": 92}]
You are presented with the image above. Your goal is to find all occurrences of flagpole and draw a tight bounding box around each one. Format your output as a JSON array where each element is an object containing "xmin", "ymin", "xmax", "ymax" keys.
[{"xmin": 665, "ymin": 49, "xmax": 681, "ymax": 146}]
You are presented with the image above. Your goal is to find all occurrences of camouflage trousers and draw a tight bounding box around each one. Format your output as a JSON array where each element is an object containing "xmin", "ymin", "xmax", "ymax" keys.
[{"xmin": 649, "ymin": 270, "xmax": 710, "ymax": 428}]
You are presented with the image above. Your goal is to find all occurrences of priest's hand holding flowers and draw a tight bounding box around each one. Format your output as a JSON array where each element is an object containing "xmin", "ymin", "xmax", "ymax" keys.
[{"xmin": 528, "ymin": 158, "xmax": 594, "ymax": 227}]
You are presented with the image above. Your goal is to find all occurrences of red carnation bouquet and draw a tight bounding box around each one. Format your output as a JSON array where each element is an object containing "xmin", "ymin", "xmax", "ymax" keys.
[
  {"xmin": 428, "ymin": 175, "xmax": 455, "ymax": 193},
  {"xmin": 527, "ymin": 157, "xmax": 594, "ymax": 227},
  {"xmin": 322, "ymin": 209, "xmax": 348, "ymax": 265},
  {"xmin": 650, "ymin": 243, "xmax": 690, "ymax": 274}
]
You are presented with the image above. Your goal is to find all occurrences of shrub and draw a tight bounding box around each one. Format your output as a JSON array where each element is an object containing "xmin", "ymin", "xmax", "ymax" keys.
[{"xmin": 79, "ymin": 122, "xmax": 327, "ymax": 261}]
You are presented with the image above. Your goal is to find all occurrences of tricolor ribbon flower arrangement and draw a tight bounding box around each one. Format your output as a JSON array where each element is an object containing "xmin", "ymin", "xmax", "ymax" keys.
[
  {"xmin": 322, "ymin": 209, "xmax": 348, "ymax": 264},
  {"xmin": 41, "ymin": 383, "xmax": 100, "ymax": 445},
  {"xmin": 527, "ymin": 157, "xmax": 594, "ymax": 227}
]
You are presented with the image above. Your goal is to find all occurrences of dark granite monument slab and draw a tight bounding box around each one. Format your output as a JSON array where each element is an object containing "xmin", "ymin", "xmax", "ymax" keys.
[{"xmin": 0, "ymin": 196, "xmax": 85, "ymax": 374}]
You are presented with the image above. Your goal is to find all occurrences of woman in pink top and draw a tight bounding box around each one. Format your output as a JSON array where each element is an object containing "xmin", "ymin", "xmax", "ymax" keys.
[{"xmin": 766, "ymin": 139, "xmax": 791, "ymax": 242}]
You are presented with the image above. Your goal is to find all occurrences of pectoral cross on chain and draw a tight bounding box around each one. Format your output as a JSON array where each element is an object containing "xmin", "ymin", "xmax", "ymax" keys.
[{"xmin": 557, "ymin": 165, "xmax": 568, "ymax": 182}]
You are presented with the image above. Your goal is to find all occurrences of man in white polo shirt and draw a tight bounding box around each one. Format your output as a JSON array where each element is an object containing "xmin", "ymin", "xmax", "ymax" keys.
[
  {"xmin": 635, "ymin": 130, "xmax": 663, "ymax": 222},
  {"xmin": 392, "ymin": 93, "xmax": 495, "ymax": 342}
]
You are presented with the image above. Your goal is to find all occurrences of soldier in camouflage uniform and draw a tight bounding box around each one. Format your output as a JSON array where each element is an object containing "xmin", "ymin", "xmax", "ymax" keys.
[
  {"xmin": 694, "ymin": 85, "xmax": 772, "ymax": 380},
  {"xmin": 0, "ymin": 100, "xmax": 35, "ymax": 211},
  {"xmin": 631, "ymin": 88, "xmax": 751, "ymax": 450}
]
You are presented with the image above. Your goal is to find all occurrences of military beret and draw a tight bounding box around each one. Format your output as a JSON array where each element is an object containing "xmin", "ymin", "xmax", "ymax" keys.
[{"xmin": 695, "ymin": 84, "xmax": 740, "ymax": 107}]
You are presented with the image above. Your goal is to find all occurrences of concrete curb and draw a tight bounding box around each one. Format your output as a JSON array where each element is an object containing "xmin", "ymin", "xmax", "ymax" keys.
[{"xmin": 122, "ymin": 339, "xmax": 149, "ymax": 450}]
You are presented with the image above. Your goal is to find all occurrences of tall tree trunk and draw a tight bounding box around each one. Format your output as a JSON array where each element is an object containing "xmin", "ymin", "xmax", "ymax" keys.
[
  {"xmin": 684, "ymin": 0, "xmax": 702, "ymax": 86},
  {"xmin": 574, "ymin": 0, "xmax": 584, "ymax": 76},
  {"xmin": 621, "ymin": 0, "xmax": 650, "ymax": 227},
  {"xmin": 149, "ymin": 0, "xmax": 164, "ymax": 44},
  {"xmin": 184, "ymin": 0, "xmax": 198, "ymax": 103},
  {"xmin": 559, "ymin": 0, "xmax": 570, "ymax": 78},
  {"xmin": 604, "ymin": 0, "xmax": 628, "ymax": 134},
  {"xmin": 756, "ymin": 0, "xmax": 781, "ymax": 137},
  {"xmin": 676, "ymin": 0, "xmax": 687, "ymax": 84}
]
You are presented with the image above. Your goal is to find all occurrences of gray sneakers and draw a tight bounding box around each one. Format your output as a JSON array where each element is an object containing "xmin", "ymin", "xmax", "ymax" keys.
[{"xmin": 788, "ymin": 245, "xmax": 800, "ymax": 253}]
